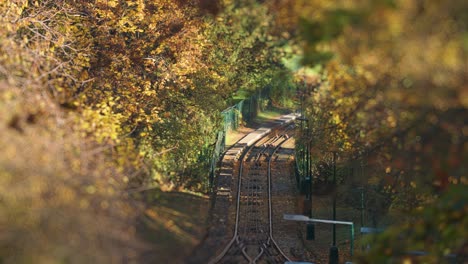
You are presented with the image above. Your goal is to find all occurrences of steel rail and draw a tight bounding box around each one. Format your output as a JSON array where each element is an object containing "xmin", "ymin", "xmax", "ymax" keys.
[
  {"xmin": 208, "ymin": 131, "xmax": 274, "ymax": 264},
  {"xmin": 209, "ymin": 125, "xmax": 294, "ymax": 264},
  {"xmin": 246, "ymin": 131, "xmax": 292, "ymax": 264},
  {"xmin": 266, "ymin": 135, "xmax": 292, "ymax": 263},
  {"xmin": 244, "ymin": 134, "xmax": 293, "ymax": 264}
]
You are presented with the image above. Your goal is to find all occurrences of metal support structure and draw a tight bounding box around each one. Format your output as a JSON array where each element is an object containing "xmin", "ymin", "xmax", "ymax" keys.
[{"xmin": 283, "ymin": 214, "xmax": 355, "ymax": 257}]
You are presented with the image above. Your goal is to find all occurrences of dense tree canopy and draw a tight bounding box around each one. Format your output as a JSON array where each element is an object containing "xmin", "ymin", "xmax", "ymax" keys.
[{"xmin": 0, "ymin": 0, "xmax": 293, "ymax": 262}]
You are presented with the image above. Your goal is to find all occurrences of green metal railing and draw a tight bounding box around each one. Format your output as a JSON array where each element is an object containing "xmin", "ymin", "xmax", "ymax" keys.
[
  {"xmin": 208, "ymin": 130, "xmax": 226, "ymax": 188},
  {"xmin": 221, "ymin": 100, "xmax": 244, "ymax": 132},
  {"xmin": 208, "ymin": 89, "xmax": 269, "ymax": 189}
]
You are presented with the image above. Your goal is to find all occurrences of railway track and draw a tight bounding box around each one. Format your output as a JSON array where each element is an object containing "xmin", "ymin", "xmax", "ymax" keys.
[{"xmin": 209, "ymin": 123, "xmax": 295, "ymax": 264}]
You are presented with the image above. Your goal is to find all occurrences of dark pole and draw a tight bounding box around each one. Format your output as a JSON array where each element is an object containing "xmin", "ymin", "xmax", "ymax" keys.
[
  {"xmin": 306, "ymin": 121, "xmax": 309, "ymax": 184},
  {"xmin": 360, "ymin": 187, "xmax": 364, "ymax": 227},
  {"xmin": 329, "ymin": 150, "xmax": 339, "ymax": 264},
  {"xmin": 302, "ymin": 80, "xmax": 306, "ymax": 188},
  {"xmin": 308, "ymin": 120, "xmax": 312, "ymax": 218},
  {"xmin": 298, "ymin": 116, "xmax": 311, "ymax": 215},
  {"xmin": 332, "ymin": 151, "xmax": 337, "ymax": 246},
  {"xmin": 301, "ymin": 91, "xmax": 306, "ymax": 186}
]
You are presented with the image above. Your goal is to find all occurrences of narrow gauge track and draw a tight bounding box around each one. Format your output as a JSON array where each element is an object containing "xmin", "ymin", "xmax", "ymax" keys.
[{"xmin": 209, "ymin": 124, "xmax": 294, "ymax": 264}]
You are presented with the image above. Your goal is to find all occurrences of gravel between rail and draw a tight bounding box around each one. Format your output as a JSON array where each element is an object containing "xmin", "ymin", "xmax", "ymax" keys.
[{"xmin": 187, "ymin": 114, "xmax": 307, "ymax": 263}]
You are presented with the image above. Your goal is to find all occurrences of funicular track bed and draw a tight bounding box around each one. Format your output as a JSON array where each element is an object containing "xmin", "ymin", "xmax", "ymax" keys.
[
  {"xmin": 270, "ymin": 153, "xmax": 306, "ymax": 261},
  {"xmin": 187, "ymin": 114, "xmax": 301, "ymax": 264},
  {"xmin": 208, "ymin": 114, "xmax": 300, "ymax": 264}
]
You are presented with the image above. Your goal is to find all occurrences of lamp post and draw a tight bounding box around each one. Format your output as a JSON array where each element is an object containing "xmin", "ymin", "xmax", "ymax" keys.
[
  {"xmin": 328, "ymin": 149, "xmax": 339, "ymax": 264},
  {"xmin": 297, "ymin": 118, "xmax": 311, "ymax": 205},
  {"xmin": 298, "ymin": 74, "xmax": 315, "ymax": 238},
  {"xmin": 358, "ymin": 186, "xmax": 364, "ymax": 228}
]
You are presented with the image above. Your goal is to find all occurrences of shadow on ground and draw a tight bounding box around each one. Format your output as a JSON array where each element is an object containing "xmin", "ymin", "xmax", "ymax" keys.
[{"xmin": 136, "ymin": 190, "xmax": 210, "ymax": 264}]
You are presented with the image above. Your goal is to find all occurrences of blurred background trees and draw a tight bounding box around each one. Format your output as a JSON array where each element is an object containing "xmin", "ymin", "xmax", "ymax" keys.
[{"xmin": 285, "ymin": 0, "xmax": 467, "ymax": 262}]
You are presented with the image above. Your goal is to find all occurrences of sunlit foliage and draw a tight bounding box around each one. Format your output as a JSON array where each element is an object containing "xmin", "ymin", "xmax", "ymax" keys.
[{"xmin": 0, "ymin": 0, "xmax": 293, "ymax": 262}]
